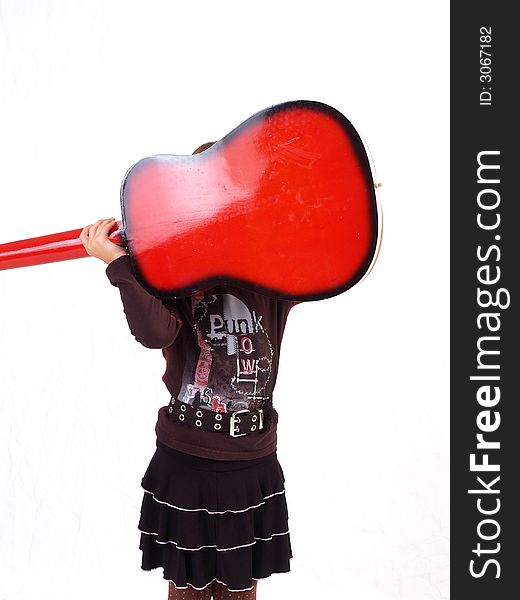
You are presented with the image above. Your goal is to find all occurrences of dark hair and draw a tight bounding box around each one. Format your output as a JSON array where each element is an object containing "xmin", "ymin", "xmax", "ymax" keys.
[{"xmin": 192, "ymin": 141, "xmax": 216, "ymax": 155}]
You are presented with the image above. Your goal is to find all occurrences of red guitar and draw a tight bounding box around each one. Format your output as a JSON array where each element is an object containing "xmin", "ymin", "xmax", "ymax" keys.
[{"xmin": 0, "ymin": 100, "xmax": 381, "ymax": 301}]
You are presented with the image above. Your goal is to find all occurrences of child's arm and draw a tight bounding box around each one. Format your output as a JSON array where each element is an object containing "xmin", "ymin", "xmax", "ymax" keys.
[
  {"xmin": 79, "ymin": 217, "xmax": 183, "ymax": 349},
  {"xmin": 105, "ymin": 254, "xmax": 183, "ymax": 349}
]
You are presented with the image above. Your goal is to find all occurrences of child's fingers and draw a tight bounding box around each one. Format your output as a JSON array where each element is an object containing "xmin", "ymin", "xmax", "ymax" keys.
[
  {"xmin": 79, "ymin": 225, "xmax": 92, "ymax": 253},
  {"xmin": 87, "ymin": 221, "xmax": 113, "ymax": 250},
  {"xmin": 97, "ymin": 219, "xmax": 116, "ymax": 239},
  {"xmin": 82, "ymin": 219, "xmax": 114, "ymax": 255},
  {"xmin": 90, "ymin": 218, "xmax": 111, "ymax": 239},
  {"xmin": 89, "ymin": 224, "xmax": 98, "ymax": 239},
  {"xmin": 79, "ymin": 224, "xmax": 91, "ymax": 244},
  {"xmin": 103, "ymin": 220, "xmax": 117, "ymax": 238}
]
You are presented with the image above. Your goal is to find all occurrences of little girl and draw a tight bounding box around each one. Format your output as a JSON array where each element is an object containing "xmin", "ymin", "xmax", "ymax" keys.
[{"xmin": 79, "ymin": 143, "xmax": 299, "ymax": 599}]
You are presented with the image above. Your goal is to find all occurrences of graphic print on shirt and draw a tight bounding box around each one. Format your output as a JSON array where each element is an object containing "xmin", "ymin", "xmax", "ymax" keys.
[{"xmin": 177, "ymin": 290, "xmax": 273, "ymax": 412}]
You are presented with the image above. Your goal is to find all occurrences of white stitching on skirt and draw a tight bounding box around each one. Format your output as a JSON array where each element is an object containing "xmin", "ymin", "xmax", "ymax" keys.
[
  {"xmin": 141, "ymin": 484, "xmax": 286, "ymax": 514},
  {"xmin": 139, "ymin": 528, "xmax": 290, "ymax": 551},
  {"xmin": 161, "ymin": 570, "xmax": 290, "ymax": 592}
]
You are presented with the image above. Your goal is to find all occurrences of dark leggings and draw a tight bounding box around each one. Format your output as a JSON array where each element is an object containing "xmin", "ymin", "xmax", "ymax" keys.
[{"xmin": 168, "ymin": 579, "xmax": 258, "ymax": 600}]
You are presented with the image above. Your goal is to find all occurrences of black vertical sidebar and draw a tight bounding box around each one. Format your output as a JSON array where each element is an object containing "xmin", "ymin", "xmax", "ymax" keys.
[{"xmin": 451, "ymin": 2, "xmax": 518, "ymax": 599}]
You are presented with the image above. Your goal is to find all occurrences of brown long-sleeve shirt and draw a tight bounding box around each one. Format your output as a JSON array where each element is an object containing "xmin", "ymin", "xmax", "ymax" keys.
[{"xmin": 105, "ymin": 254, "xmax": 298, "ymax": 460}]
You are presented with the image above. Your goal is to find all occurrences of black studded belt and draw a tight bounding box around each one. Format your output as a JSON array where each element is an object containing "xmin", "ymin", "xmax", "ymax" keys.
[{"xmin": 167, "ymin": 395, "xmax": 272, "ymax": 437}]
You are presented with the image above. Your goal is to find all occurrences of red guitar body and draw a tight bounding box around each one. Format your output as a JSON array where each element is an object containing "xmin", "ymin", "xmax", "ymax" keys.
[
  {"xmin": 122, "ymin": 100, "xmax": 379, "ymax": 301},
  {"xmin": 0, "ymin": 100, "xmax": 380, "ymax": 302}
]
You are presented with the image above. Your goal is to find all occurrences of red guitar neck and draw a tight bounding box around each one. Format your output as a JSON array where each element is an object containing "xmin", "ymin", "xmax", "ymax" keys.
[{"xmin": 0, "ymin": 224, "xmax": 124, "ymax": 271}]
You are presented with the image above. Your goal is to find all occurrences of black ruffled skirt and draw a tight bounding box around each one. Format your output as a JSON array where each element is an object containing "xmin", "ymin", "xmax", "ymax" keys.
[{"xmin": 138, "ymin": 439, "xmax": 292, "ymax": 592}]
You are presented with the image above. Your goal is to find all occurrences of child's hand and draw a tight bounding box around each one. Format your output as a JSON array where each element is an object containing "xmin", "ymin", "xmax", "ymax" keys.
[{"xmin": 79, "ymin": 218, "xmax": 129, "ymax": 265}]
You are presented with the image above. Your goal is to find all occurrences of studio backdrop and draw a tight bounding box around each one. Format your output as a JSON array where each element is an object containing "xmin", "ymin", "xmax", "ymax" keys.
[{"xmin": 0, "ymin": 1, "xmax": 449, "ymax": 599}]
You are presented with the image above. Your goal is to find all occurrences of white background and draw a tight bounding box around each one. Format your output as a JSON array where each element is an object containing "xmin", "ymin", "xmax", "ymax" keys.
[{"xmin": 0, "ymin": 1, "xmax": 449, "ymax": 599}]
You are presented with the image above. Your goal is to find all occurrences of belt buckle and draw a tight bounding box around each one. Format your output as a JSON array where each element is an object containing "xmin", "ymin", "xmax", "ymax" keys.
[{"xmin": 230, "ymin": 409, "xmax": 250, "ymax": 437}]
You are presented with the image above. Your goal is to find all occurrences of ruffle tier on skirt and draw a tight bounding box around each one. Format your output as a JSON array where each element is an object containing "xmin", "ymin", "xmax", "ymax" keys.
[{"xmin": 138, "ymin": 439, "xmax": 292, "ymax": 592}]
